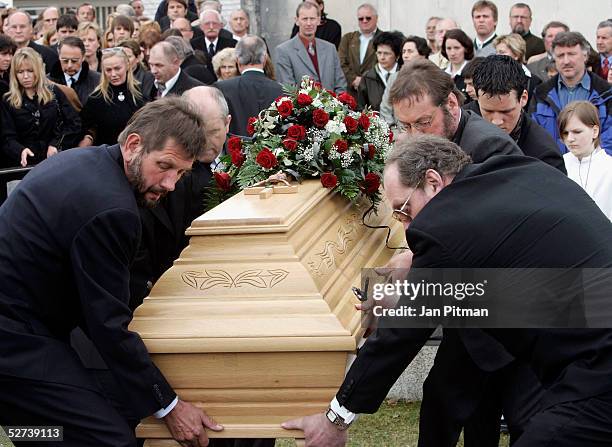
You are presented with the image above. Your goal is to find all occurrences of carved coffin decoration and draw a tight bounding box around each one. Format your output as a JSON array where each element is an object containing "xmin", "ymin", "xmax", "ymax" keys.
[{"xmin": 130, "ymin": 180, "xmax": 404, "ymax": 445}]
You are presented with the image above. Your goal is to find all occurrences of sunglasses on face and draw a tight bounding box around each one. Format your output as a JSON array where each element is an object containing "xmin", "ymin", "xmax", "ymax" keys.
[{"xmin": 358, "ymin": 16, "xmax": 372, "ymax": 22}]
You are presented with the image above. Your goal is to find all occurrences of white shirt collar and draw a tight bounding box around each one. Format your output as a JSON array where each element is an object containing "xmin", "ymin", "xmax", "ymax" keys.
[
  {"xmin": 241, "ymin": 67, "xmax": 264, "ymax": 74},
  {"xmin": 64, "ymin": 69, "xmax": 82, "ymax": 85},
  {"xmin": 157, "ymin": 68, "xmax": 181, "ymax": 97},
  {"xmin": 475, "ymin": 32, "xmax": 496, "ymax": 48},
  {"xmin": 205, "ymin": 37, "xmax": 219, "ymax": 48}
]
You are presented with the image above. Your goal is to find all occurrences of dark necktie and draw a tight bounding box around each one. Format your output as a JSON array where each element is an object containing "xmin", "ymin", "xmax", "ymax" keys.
[
  {"xmin": 208, "ymin": 42, "xmax": 215, "ymax": 59},
  {"xmin": 156, "ymin": 82, "xmax": 166, "ymax": 99},
  {"xmin": 602, "ymin": 58, "xmax": 610, "ymax": 80},
  {"xmin": 385, "ymin": 72, "xmax": 390, "ymax": 82},
  {"xmin": 68, "ymin": 77, "xmax": 76, "ymax": 88}
]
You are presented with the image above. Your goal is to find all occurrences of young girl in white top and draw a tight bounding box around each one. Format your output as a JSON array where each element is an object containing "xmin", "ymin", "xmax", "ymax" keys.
[{"xmin": 559, "ymin": 100, "xmax": 612, "ymax": 220}]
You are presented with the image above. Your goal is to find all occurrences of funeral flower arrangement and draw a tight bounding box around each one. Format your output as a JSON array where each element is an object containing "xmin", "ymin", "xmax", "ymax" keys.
[{"xmin": 207, "ymin": 76, "xmax": 394, "ymax": 211}]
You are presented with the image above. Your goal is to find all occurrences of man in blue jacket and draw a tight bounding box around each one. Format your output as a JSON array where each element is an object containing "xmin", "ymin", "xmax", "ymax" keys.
[{"xmin": 530, "ymin": 31, "xmax": 612, "ymax": 155}]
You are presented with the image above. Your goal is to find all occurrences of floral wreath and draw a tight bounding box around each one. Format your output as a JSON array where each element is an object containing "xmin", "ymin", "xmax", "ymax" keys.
[{"xmin": 206, "ymin": 76, "xmax": 394, "ymax": 213}]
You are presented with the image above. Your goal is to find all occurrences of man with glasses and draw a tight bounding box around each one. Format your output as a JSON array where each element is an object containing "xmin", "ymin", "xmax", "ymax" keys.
[
  {"xmin": 285, "ymin": 134, "xmax": 612, "ymax": 447},
  {"xmin": 509, "ymin": 3, "xmax": 544, "ymax": 61},
  {"xmin": 190, "ymin": 9, "xmax": 236, "ymax": 80},
  {"xmin": 338, "ymin": 3, "xmax": 381, "ymax": 99}
]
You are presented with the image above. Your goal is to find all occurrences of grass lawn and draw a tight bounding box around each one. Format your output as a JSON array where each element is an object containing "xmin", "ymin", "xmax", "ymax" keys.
[{"xmin": 275, "ymin": 400, "xmax": 510, "ymax": 447}]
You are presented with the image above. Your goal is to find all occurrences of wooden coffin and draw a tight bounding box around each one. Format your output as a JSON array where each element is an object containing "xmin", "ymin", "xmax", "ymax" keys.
[{"xmin": 130, "ymin": 180, "xmax": 404, "ymax": 445}]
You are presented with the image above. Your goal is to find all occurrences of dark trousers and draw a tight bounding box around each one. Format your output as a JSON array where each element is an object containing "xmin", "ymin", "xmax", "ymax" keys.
[
  {"xmin": 515, "ymin": 390, "xmax": 612, "ymax": 446},
  {"xmin": 0, "ymin": 374, "xmax": 136, "ymax": 447},
  {"xmin": 417, "ymin": 335, "xmax": 543, "ymax": 447}
]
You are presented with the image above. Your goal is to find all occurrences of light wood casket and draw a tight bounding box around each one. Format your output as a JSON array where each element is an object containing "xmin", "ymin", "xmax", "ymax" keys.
[{"xmin": 130, "ymin": 180, "xmax": 403, "ymax": 445}]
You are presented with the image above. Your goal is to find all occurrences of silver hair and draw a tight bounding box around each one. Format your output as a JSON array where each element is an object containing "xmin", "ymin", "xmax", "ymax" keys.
[
  {"xmin": 385, "ymin": 135, "xmax": 471, "ymax": 188},
  {"xmin": 598, "ymin": 20, "xmax": 612, "ymax": 30},
  {"xmin": 116, "ymin": 4, "xmax": 136, "ymax": 17},
  {"xmin": 231, "ymin": 8, "xmax": 250, "ymax": 21},
  {"xmin": 357, "ymin": 3, "xmax": 378, "ymax": 16},
  {"xmin": 183, "ymin": 85, "xmax": 229, "ymax": 120},
  {"xmin": 199, "ymin": 9, "xmax": 223, "ymax": 23},
  {"xmin": 235, "ymin": 35, "xmax": 266, "ymax": 66},
  {"xmin": 164, "ymin": 35, "xmax": 193, "ymax": 60}
]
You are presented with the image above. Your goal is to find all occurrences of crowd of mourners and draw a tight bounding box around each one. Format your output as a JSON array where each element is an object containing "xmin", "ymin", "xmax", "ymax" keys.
[{"xmin": 0, "ymin": 0, "xmax": 610, "ymax": 219}]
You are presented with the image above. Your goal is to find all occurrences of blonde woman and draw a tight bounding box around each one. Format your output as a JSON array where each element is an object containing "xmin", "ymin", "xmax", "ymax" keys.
[
  {"xmin": 78, "ymin": 21, "xmax": 102, "ymax": 72},
  {"xmin": 0, "ymin": 48, "xmax": 81, "ymax": 167},
  {"xmin": 559, "ymin": 101, "xmax": 612, "ymax": 220},
  {"xmin": 212, "ymin": 47, "xmax": 239, "ymax": 80},
  {"xmin": 79, "ymin": 47, "xmax": 147, "ymax": 146}
]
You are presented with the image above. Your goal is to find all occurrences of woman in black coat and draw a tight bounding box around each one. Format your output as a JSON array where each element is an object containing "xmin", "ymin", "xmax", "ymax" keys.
[
  {"xmin": 1, "ymin": 48, "xmax": 81, "ymax": 167},
  {"xmin": 357, "ymin": 31, "xmax": 404, "ymax": 111},
  {"xmin": 79, "ymin": 47, "xmax": 147, "ymax": 147}
]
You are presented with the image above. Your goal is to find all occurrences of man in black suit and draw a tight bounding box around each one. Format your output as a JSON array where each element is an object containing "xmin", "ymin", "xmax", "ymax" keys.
[
  {"xmin": 0, "ymin": 98, "xmax": 224, "ymax": 446},
  {"xmin": 190, "ymin": 9, "xmax": 237, "ymax": 80},
  {"xmin": 471, "ymin": 55, "xmax": 566, "ymax": 173},
  {"xmin": 49, "ymin": 36, "xmax": 101, "ymax": 107},
  {"xmin": 4, "ymin": 10, "xmax": 58, "ymax": 73},
  {"xmin": 215, "ymin": 35, "xmax": 283, "ymax": 137},
  {"xmin": 130, "ymin": 86, "xmax": 230, "ymax": 306},
  {"xmin": 285, "ymin": 135, "xmax": 612, "ymax": 446},
  {"xmin": 148, "ymin": 41, "xmax": 203, "ymax": 98}
]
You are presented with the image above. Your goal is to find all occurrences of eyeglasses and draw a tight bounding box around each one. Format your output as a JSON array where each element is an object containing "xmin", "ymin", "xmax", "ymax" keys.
[
  {"xmin": 358, "ymin": 16, "xmax": 372, "ymax": 22},
  {"xmin": 396, "ymin": 111, "xmax": 437, "ymax": 134},
  {"xmin": 391, "ymin": 181, "xmax": 422, "ymax": 223}
]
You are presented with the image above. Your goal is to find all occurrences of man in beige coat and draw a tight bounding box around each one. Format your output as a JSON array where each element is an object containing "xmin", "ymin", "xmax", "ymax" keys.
[{"xmin": 338, "ymin": 3, "xmax": 381, "ymax": 98}]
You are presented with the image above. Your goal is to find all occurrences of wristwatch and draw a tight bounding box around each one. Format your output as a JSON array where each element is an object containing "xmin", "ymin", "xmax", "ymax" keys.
[{"xmin": 325, "ymin": 398, "xmax": 358, "ymax": 431}]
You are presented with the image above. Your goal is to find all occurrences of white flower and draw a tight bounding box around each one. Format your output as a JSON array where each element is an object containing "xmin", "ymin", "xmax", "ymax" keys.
[{"xmin": 325, "ymin": 119, "xmax": 347, "ymax": 135}]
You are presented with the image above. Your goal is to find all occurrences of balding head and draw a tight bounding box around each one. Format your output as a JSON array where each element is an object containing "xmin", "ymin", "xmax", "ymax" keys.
[
  {"xmin": 148, "ymin": 41, "xmax": 181, "ymax": 83},
  {"xmin": 5, "ymin": 12, "xmax": 33, "ymax": 46},
  {"xmin": 183, "ymin": 86, "xmax": 231, "ymax": 163},
  {"xmin": 435, "ymin": 18, "xmax": 459, "ymax": 47}
]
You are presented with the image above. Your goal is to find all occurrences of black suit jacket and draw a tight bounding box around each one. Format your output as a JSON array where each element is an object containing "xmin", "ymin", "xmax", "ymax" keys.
[
  {"xmin": 130, "ymin": 161, "xmax": 213, "ymax": 308},
  {"xmin": 338, "ymin": 155, "xmax": 612, "ymax": 414},
  {"xmin": 215, "ymin": 70, "xmax": 284, "ymax": 137},
  {"xmin": 49, "ymin": 60, "xmax": 101, "ymax": 107},
  {"xmin": 156, "ymin": 69, "xmax": 204, "ymax": 97},
  {"xmin": 0, "ymin": 145, "xmax": 176, "ymax": 419},
  {"xmin": 181, "ymin": 53, "xmax": 216, "ymax": 85}
]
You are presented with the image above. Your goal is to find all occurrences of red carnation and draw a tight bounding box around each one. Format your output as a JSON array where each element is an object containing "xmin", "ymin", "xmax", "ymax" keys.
[
  {"xmin": 321, "ymin": 172, "xmax": 338, "ymax": 189},
  {"xmin": 297, "ymin": 93, "xmax": 313, "ymax": 107},
  {"xmin": 312, "ymin": 109, "xmax": 330, "ymax": 128},
  {"xmin": 282, "ymin": 138, "xmax": 298, "ymax": 151},
  {"xmin": 247, "ymin": 117, "xmax": 257, "ymax": 135},
  {"xmin": 227, "ymin": 136, "xmax": 242, "ymax": 153},
  {"xmin": 389, "ymin": 129, "xmax": 394, "ymax": 142},
  {"xmin": 358, "ymin": 113, "xmax": 370, "ymax": 131},
  {"xmin": 287, "ymin": 124, "xmax": 306, "ymax": 141},
  {"xmin": 362, "ymin": 172, "xmax": 381, "ymax": 195},
  {"xmin": 276, "ymin": 100, "xmax": 293, "ymax": 118},
  {"xmin": 214, "ymin": 172, "xmax": 232, "ymax": 191},
  {"xmin": 343, "ymin": 116, "xmax": 359, "ymax": 134},
  {"xmin": 338, "ymin": 92, "xmax": 357, "ymax": 110},
  {"xmin": 334, "ymin": 139, "xmax": 348, "ymax": 153},
  {"xmin": 255, "ymin": 147, "xmax": 278, "ymax": 169},
  {"xmin": 367, "ymin": 144, "xmax": 376, "ymax": 160},
  {"xmin": 313, "ymin": 81, "xmax": 322, "ymax": 90},
  {"xmin": 230, "ymin": 150, "xmax": 245, "ymax": 167},
  {"xmin": 326, "ymin": 89, "xmax": 337, "ymax": 98}
]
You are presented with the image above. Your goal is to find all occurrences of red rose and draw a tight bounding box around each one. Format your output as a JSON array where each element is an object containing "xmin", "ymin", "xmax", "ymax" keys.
[
  {"xmin": 214, "ymin": 172, "xmax": 232, "ymax": 191},
  {"xmin": 230, "ymin": 150, "xmax": 245, "ymax": 167},
  {"xmin": 343, "ymin": 116, "xmax": 359, "ymax": 134},
  {"xmin": 367, "ymin": 144, "xmax": 376, "ymax": 160},
  {"xmin": 334, "ymin": 139, "xmax": 348, "ymax": 153},
  {"xmin": 282, "ymin": 138, "xmax": 298, "ymax": 151},
  {"xmin": 313, "ymin": 81, "xmax": 322, "ymax": 90},
  {"xmin": 255, "ymin": 147, "xmax": 277, "ymax": 169},
  {"xmin": 326, "ymin": 89, "xmax": 337, "ymax": 98},
  {"xmin": 276, "ymin": 100, "xmax": 293, "ymax": 118},
  {"xmin": 247, "ymin": 117, "xmax": 257, "ymax": 135},
  {"xmin": 287, "ymin": 124, "xmax": 306, "ymax": 141},
  {"xmin": 297, "ymin": 93, "xmax": 313, "ymax": 107},
  {"xmin": 321, "ymin": 172, "xmax": 338, "ymax": 189},
  {"xmin": 389, "ymin": 129, "xmax": 394, "ymax": 142},
  {"xmin": 358, "ymin": 113, "xmax": 370, "ymax": 131},
  {"xmin": 362, "ymin": 172, "xmax": 381, "ymax": 195},
  {"xmin": 338, "ymin": 92, "xmax": 357, "ymax": 110},
  {"xmin": 312, "ymin": 109, "xmax": 330, "ymax": 128},
  {"xmin": 227, "ymin": 136, "xmax": 242, "ymax": 153}
]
